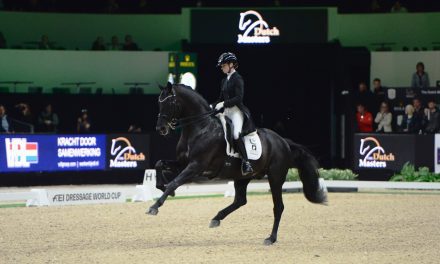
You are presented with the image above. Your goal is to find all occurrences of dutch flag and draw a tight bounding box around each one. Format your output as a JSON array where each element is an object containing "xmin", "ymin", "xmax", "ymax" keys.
[{"xmin": 25, "ymin": 143, "xmax": 38, "ymax": 163}]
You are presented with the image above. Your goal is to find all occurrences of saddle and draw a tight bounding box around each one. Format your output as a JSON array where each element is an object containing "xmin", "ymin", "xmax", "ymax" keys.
[{"xmin": 216, "ymin": 113, "xmax": 262, "ymax": 160}]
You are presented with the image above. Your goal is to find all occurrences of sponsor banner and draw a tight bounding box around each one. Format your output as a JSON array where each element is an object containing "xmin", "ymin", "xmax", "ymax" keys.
[
  {"xmin": 47, "ymin": 189, "xmax": 127, "ymax": 206},
  {"xmin": 107, "ymin": 134, "xmax": 150, "ymax": 170},
  {"xmin": 191, "ymin": 8, "xmax": 327, "ymax": 45},
  {"xmin": 353, "ymin": 134, "xmax": 414, "ymax": 171},
  {"xmin": 435, "ymin": 134, "xmax": 440, "ymax": 173},
  {"xmin": 237, "ymin": 10, "xmax": 280, "ymax": 44},
  {"xmin": 0, "ymin": 134, "xmax": 106, "ymax": 172}
]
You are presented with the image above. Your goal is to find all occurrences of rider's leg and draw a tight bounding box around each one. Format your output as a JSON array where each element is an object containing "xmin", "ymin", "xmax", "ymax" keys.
[
  {"xmin": 236, "ymin": 134, "xmax": 253, "ymax": 175},
  {"xmin": 224, "ymin": 106, "xmax": 253, "ymax": 175},
  {"xmin": 224, "ymin": 106, "xmax": 243, "ymax": 140}
]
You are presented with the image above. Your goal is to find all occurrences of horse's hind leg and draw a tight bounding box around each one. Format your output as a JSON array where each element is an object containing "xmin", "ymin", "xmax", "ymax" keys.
[
  {"xmin": 209, "ymin": 178, "xmax": 251, "ymax": 228},
  {"xmin": 264, "ymin": 169, "xmax": 287, "ymax": 245}
]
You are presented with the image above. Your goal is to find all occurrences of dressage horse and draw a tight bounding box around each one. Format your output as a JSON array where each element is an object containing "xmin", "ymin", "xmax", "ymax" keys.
[{"xmin": 149, "ymin": 83, "xmax": 327, "ymax": 245}]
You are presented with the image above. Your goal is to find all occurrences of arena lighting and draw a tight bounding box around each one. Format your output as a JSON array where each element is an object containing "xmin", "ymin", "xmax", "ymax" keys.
[
  {"xmin": 237, "ymin": 10, "xmax": 280, "ymax": 44},
  {"xmin": 167, "ymin": 73, "xmax": 175, "ymax": 84},
  {"xmin": 179, "ymin": 72, "xmax": 197, "ymax": 90}
]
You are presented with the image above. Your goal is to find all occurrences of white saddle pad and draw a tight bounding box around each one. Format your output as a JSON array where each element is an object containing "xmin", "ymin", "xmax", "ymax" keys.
[{"xmin": 217, "ymin": 113, "xmax": 262, "ymax": 160}]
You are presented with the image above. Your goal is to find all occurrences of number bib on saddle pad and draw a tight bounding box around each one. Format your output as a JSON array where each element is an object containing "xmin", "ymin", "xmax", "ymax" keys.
[
  {"xmin": 216, "ymin": 113, "xmax": 262, "ymax": 160},
  {"xmin": 243, "ymin": 131, "xmax": 262, "ymax": 160}
]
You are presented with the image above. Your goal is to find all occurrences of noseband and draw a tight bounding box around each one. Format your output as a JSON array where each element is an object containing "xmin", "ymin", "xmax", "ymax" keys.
[{"xmin": 158, "ymin": 92, "xmax": 179, "ymax": 130}]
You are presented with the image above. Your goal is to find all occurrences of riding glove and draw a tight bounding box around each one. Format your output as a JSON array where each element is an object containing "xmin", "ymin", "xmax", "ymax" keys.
[{"xmin": 215, "ymin": 101, "xmax": 224, "ymax": 111}]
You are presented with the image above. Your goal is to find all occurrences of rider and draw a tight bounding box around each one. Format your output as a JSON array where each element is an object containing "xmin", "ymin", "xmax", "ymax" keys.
[{"xmin": 214, "ymin": 52, "xmax": 254, "ymax": 176}]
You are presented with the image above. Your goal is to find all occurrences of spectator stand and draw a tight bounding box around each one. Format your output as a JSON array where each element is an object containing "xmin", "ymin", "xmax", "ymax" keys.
[
  {"xmin": 61, "ymin": 82, "xmax": 97, "ymax": 94},
  {"xmin": 0, "ymin": 81, "xmax": 33, "ymax": 93},
  {"xmin": 124, "ymin": 82, "xmax": 150, "ymax": 94}
]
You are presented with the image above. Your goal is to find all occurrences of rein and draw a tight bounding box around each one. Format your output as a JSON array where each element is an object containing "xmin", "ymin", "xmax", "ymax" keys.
[{"xmin": 173, "ymin": 109, "xmax": 220, "ymax": 129}]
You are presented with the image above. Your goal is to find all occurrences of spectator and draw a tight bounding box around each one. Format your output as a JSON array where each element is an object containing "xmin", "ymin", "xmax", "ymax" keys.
[
  {"xmin": 14, "ymin": 102, "xmax": 35, "ymax": 126},
  {"xmin": 356, "ymin": 103, "xmax": 373, "ymax": 133},
  {"xmin": 372, "ymin": 78, "xmax": 386, "ymax": 110},
  {"xmin": 0, "ymin": 104, "xmax": 14, "ymax": 133},
  {"xmin": 91, "ymin": 36, "xmax": 106, "ymax": 50},
  {"xmin": 109, "ymin": 35, "xmax": 120, "ymax": 50},
  {"xmin": 38, "ymin": 34, "xmax": 52, "ymax": 50},
  {"xmin": 38, "ymin": 104, "xmax": 59, "ymax": 132},
  {"xmin": 128, "ymin": 124, "xmax": 142, "ymax": 133},
  {"xmin": 77, "ymin": 109, "xmax": 91, "ymax": 133},
  {"xmin": 413, "ymin": 98, "xmax": 426, "ymax": 132},
  {"xmin": 400, "ymin": 104, "xmax": 422, "ymax": 133},
  {"xmin": 0, "ymin": 104, "xmax": 13, "ymax": 133},
  {"xmin": 375, "ymin": 102, "xmax": 392, "ymax": 133},
  {"xmin": 122, "ymin": 35, "xmax": 139, "ymax": 51},
  {"xmin": 372, "ymin": 78, "xmax": 385, "ymax": 96},
  {"xmin": 355, "ymin": 81, "xmax": 374, "ymax": 114},
  {"xmin": 391, "ymin": 1, "xmax": 408, "ymax": 13},
  {"xmin": 424, "ymin": 99, "xmax": 440, "ymax": 134},
  {"xmin": 0, "ymin": 31, "xmax": 6, "ymax": 49},
  {"xmin": 411, "ymin": 62, "xmax": 430, "ymax": 89}
]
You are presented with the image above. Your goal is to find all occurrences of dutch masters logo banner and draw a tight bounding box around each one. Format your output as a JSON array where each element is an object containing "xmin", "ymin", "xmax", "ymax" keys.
[
  {"xmin": 237, "ymin": 10, "xmax": 280, "ymax": 44},
  {"xmin": 107, "ymin": 134, "xmax": 149, "ymax": 169},
  {"xmin": 358, "ymin": 137, "xmax": 395, "ymax": 168}
]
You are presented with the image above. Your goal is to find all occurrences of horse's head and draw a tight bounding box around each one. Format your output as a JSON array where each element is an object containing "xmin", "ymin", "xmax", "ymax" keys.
[
  {"xmin": 156, "ymin": 82, "xmax": 180, "ymax": 136},
  {"xmin": 156, "ymin": 83, "xmax": 211, "ymax": 136}
]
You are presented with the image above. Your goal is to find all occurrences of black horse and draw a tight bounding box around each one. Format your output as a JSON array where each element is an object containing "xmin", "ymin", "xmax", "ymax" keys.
[{"xmin": 149, "ymin": 83, "xmax": 327, "ymax": 245}]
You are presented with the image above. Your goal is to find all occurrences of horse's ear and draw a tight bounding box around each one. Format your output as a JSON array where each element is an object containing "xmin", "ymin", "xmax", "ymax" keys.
[
  {"xmin": 166, "ymin": 82, "xmax": 173, "ymax": 90},
  {"xmin": 158, "ymin": 84, "xmax": 164, "ymax": 90}
]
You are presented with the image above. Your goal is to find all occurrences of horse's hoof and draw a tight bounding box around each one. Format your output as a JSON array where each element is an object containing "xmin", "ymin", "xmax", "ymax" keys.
[
  {"xmin": 209, "ymin": 219, "xmax": 221, "ymax": 228},
  {"xmin": 146, "ymin": 207, "xmax": 158, "ymax": 215},
  {"xmin": 263, "ymin": 236, "xmax": 276, "ymax": 246}
]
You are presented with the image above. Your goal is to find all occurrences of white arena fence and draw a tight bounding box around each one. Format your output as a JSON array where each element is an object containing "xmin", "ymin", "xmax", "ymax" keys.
[{"xmin": 0, "ymin": 169, "xmax": 440, "ymax": 207}]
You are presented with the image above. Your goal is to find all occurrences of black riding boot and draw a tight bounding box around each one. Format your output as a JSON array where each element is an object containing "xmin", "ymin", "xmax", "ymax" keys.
[{"xmin": 235, "ymin": 135, "xmax": 253, "ymax": 176}]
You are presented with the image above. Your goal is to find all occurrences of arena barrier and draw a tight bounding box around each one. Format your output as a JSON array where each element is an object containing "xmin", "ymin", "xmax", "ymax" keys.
[{"xmin": 1, "ymin": 169, "xmax": 440, "ymax": 207}]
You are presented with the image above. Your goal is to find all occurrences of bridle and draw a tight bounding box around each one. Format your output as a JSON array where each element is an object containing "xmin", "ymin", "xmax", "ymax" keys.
[{"xmin": 158, "ymin": 90, "xmax": 219, "ymax": 131}]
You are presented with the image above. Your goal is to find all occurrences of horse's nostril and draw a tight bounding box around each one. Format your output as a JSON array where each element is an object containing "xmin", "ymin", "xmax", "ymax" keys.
[{"xmin": 157, "ymin": 126, "xmax": 168, "ymax": 135}]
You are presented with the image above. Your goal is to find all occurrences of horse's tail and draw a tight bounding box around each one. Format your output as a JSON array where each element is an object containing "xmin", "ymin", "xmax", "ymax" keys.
[{"xmin": 285, "ymin": 138, "xmax": 328, "ymax": 204}]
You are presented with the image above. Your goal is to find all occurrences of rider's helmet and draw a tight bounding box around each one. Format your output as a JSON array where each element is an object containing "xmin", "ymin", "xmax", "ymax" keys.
[{"xmin": 217, "ymin": 52, "xmax": 238, "ymax": 68}]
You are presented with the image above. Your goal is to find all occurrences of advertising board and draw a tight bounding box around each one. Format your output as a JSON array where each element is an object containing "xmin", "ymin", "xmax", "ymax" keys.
[{"xmin": 0, "ymin": 134, "xmax": 106, "ymax": 172}]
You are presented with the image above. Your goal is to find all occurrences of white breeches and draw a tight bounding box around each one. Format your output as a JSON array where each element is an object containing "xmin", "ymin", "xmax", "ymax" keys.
[{"xmin": 224, "ymin": 106, "xmax": 244, "ymax": 140}]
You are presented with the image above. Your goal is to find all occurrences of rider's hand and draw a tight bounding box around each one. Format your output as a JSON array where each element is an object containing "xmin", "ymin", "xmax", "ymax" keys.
[{"xmin": 215, "ymin": 102, "xmax": 224, "ymax": 111}]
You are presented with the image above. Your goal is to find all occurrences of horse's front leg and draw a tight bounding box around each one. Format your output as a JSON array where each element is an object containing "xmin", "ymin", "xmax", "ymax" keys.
[
  {"xmin": 155, "ymin": 160, "xmax": 183, "ymax": 194},
  {"xmin": 147, "ymin": 162, "xmax": 201, "ymax": 215}
]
